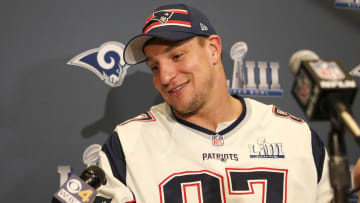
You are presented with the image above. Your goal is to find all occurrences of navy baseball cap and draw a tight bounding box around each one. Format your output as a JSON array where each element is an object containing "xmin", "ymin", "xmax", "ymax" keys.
[{"xmin": 123, "ymin": 4, "xmax": 217, "ymax": 65}]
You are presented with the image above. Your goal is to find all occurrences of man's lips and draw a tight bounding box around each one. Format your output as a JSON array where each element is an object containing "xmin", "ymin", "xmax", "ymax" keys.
[{"xmin": 168, "ymin": 81, "xmax": 189, "ymax": 94}]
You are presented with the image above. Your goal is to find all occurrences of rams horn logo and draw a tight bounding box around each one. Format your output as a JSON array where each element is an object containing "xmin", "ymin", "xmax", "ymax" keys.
[
  {"xmin": 67, "ymin": 41, "xmax": 130, "ymax": 87},
  {"xmin": 350, "ymin": 64, "xmax": 360, "ymax": 78}
]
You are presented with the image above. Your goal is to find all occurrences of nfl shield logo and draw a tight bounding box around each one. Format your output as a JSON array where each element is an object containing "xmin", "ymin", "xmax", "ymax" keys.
[
  {"xmin": 310, "ymin": 61, "xmax": 345, "ymax": 80},
  {"xmin": 298, "ymin": 71, "xmax": 312, "ymax": 105},
  {"xmin": 212, "ymin": 134, "xmax": 224, "ymax": 146}
]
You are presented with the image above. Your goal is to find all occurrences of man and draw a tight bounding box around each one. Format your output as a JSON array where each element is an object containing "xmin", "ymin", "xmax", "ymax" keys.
[{"xmin": 95, "ymin": 4, "xmax": 333, "ymax": 203}]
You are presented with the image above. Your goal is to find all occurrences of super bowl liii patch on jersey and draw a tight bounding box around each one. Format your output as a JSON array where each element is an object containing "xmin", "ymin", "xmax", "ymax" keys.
[{"xmin": 248, "ymin": 137, "xmax": 285, "ymax": 158}]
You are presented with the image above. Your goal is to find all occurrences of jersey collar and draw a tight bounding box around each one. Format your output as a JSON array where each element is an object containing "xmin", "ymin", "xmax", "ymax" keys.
[{"xmin": 171, "ymin": 95, "xmax": 247, "ymax": 136}]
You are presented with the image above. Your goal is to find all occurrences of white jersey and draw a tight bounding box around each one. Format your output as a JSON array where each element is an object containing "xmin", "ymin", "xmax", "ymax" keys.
[{"xmin": 95, "ymin": 97, "xmax": 333, "ymax": 203}]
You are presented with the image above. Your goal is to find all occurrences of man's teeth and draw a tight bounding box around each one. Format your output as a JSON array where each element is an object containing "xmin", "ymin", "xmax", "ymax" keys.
[{"xmin": 170, "ymin": 84, "xmax": 185, "ymax": 93}]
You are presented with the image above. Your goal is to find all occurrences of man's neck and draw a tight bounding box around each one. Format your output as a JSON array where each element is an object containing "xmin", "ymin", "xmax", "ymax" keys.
[{"xmin": 173, "ymin": 94, "xmax": 243, "ymax": 132}]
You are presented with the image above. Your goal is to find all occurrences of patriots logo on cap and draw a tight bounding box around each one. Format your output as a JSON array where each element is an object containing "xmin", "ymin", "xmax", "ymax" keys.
[
  {"xmin": 143, "ymin": 9, "xmax": 191, "ymax": 34},
  {"xmin": 151, "ymin": 11, "xmax": 174, "ymax": 24}
]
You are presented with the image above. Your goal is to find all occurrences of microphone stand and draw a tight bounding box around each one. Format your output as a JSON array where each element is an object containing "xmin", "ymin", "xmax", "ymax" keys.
[
  {"xmin": 328, "ymin": 124, "xmax": 351, "ymax": 203},
  {"xmin": 327, "ymin": 96, "xmax": 360, "ymax": 203}
]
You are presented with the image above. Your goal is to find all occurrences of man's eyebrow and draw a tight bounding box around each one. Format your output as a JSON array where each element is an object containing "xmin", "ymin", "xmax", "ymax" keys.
[
  {"xmin": 163, "ymin": 40, "xmax": 188, "ymax": 53},
  {"xmin": 145, "ymin": 56, "xmax": 154, "ymax": 65},
  {"xmin": 163, "ymin": 43, "xmax": 181, "ymax": 53}
]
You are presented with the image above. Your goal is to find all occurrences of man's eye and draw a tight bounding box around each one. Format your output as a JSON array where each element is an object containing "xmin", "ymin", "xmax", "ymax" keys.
[
  {"xmin": 151, "ymin": 66, "xmax": 159, "ymax": 71},
  {"xmin": 173, "ymin": 53, "xmax": 183, "ymax": 59}
]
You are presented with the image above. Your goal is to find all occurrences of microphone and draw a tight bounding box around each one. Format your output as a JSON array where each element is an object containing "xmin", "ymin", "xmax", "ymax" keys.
[
  {"xmin": 289, "ymin": 50, "xmax": 359, "ymax": 140},
  {"xmin": 289, "ymin": 50, "xmax": 360, "ymax": 203},
  {"xmin": 52, "ymin": 165, "xmax": 106, "ymax": 203}
]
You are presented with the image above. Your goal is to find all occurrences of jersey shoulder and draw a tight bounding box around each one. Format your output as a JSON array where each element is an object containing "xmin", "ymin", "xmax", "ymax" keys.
[
  {"xmin": 115, "ymin": 102, "xmax": 171, "ymax": 129},
  {"xmin": 244, "ymin": 97, "xmax": 306, "ymax": 125},
  {"xmin": 112, "ymin": 103, "xmax": 175, "ymax": 153}
]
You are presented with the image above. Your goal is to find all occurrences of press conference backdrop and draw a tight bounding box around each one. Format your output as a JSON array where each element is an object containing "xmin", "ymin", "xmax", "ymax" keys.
[{"xmin": 1, "ymin": 0, "xmax": 359, "ymax": 202}]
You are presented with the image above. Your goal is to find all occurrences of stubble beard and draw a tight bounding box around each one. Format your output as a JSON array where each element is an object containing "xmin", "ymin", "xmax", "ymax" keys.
[{"xmin": 170, "ymin": 92, "xmax": 204, "ymax": 116}]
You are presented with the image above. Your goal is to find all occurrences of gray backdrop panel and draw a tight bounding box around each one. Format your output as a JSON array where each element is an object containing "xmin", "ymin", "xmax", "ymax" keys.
[{"xmin": 0, "ymin": 0, "xmax": 359, "ymax": 202}]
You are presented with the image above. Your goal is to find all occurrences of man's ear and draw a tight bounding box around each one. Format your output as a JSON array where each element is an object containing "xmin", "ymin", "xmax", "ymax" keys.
[{"xmin": 207, "ymin": 35, "xmax": 222, "ymax": 65}]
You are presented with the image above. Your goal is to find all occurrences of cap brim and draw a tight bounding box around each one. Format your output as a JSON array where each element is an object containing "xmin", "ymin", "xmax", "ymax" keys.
[
  {"xmin": 124, "ymin": 35, "xmax": 153, "ymax": 65},
  {"xmin": 124, "ymin": 31, "xmax": 196, "ymax": 65}
]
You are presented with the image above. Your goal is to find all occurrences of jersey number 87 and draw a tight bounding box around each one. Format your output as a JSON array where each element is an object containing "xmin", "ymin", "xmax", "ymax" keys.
[{"xmin": 159, "ymin": 168, "xmax": 288, "ymax": 203}]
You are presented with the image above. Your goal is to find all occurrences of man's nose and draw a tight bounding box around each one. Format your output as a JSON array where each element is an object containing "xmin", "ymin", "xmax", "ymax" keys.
[{"xmin": 159, "ymin": 62, "xmax": 176, "ymax": 85}]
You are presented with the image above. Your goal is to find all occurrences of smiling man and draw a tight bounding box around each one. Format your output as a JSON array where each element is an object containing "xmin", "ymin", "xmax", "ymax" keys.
[
  {"xmin": 95, "ymin": 4, "xmax": 333, "ymax": 203},
  {"xmin": 143, "ymin": 36, "xmax": 242, "ymax": 131}
]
